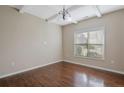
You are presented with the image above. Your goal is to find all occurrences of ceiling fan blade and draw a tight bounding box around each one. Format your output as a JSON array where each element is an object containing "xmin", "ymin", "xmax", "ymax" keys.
[
  {"xmin": 71, "ymin": 16, "xmax": 89, "ymax": 24},
  {"xmin": 71, "ymin": 20, "xmax": 78, "ymax": 24}
]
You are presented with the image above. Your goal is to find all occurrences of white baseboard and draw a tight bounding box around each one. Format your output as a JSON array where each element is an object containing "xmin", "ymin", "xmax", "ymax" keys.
[
  {"xmin": 64, "ymin": 60, "xmax": 124, "ymax": 75},
  {"xmin": 0, "ymin": 60, "xmax": 62, "ymax": 79},
  {"xmin": 1, "ymin": 60, "xmax": 123, "ymax": 79}
]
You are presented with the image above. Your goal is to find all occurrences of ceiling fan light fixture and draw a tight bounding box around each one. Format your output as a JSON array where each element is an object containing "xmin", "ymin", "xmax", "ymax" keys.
[{"xmin": 57, "ymin": 6, "xmax": 72, "ymax": 22}]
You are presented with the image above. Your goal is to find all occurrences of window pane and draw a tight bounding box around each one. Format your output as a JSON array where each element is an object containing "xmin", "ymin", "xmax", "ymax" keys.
[
  {"xmin": 88, "ymin": 44, "xmax": 104, "ymax": 58},
  {"xmin": 74, "ymin": 45, "xmax": 87, "ymax": 57},
  {"xmin": 89, "ymin": 30, "xmax": 104, "ymax": 44},
  {"xmin": 74, "ymin": 32, "xmax": 88, "ymax": 44},
  {"xmin": 74, "ymin": 27, "xmax": 104, "ymax": 59}
]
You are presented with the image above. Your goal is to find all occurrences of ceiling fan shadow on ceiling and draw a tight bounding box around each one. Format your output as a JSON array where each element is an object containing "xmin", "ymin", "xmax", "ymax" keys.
[{"xmin": 45, "ymin": 5, "xmax": 83, "ymax": 24}]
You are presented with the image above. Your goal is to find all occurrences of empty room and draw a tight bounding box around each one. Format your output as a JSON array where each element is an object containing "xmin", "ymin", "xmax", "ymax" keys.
[{"xmin": 0, "ymin": 5, "xmax": 124, "ymax": 87}]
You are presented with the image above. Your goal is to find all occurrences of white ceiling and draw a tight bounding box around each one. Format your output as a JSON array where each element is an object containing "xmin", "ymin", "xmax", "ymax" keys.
[{"xmin": 11, "ymin": 5, "xmax": 124, "ymax": 26}]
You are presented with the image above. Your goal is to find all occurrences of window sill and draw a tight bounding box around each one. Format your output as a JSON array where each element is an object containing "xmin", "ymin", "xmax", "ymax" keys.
[{"xmin": 74, "ymin": 56, "xmax": 105, "ymax": 61}]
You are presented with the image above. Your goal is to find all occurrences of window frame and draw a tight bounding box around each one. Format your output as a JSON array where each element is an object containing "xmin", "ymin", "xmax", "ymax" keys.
[{"xmin": 73, "ymin": 26, "xmax": 105, "ymax": 60}]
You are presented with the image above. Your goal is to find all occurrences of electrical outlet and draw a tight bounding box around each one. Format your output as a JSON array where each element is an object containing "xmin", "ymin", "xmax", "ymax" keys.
[{"xmin": 11, "ymin": 62, "xmax": 15, "ymax": 66}]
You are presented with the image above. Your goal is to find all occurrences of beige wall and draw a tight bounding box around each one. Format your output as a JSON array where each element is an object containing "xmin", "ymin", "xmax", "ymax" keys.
[
  {"xmin": 0, "ymin": 6, "xmax": 124, "ymax": 77},
  {"xmin": 0, "ymin": 6, "xmax": 62, "ymax": 77},
  {"xmin": 62, "ymin": 9, "xmax": 124, "ymax": 73}
]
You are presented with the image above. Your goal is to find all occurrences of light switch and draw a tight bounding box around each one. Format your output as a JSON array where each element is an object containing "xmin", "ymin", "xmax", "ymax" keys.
[{"xmin": 43, "ymin": 41, "xmax": 47, "ymax": 45}]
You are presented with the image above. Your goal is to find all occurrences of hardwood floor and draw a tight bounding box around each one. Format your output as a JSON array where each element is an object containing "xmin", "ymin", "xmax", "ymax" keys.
[{"xmin": 0, "ymin": 61, "xmax": 124, "ymax": 87}]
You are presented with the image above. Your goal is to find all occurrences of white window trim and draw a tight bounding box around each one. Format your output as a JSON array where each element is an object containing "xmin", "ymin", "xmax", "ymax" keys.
[{"xmin": 73, "ymin": 26, "xmax": 105, "ymax": 60}]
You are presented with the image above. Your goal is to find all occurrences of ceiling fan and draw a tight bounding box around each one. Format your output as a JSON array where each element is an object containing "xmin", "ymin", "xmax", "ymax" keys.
[{"xmin": 45, "ymin": 5, "xmax": 84, "ymax": 24}]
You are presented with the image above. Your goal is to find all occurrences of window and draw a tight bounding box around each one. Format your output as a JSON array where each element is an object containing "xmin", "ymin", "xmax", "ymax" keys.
[{"xmin": 74, "ymin": 27, "xmax": 104, "ymax": 59}]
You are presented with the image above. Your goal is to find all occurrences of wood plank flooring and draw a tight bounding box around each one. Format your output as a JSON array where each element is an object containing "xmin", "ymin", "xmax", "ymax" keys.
[{"xmin": 0, "ymin": 61, "xmax": 124, "ymax": 87}]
